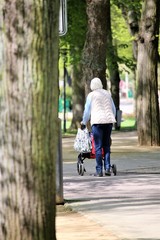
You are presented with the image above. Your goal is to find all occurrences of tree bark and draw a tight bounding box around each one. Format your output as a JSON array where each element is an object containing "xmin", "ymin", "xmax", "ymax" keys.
[
  {"xmin": 119, "ymin": 2, "xmax": 140, "ymax": 61},
  {"xmin": 82, "ymin": 0, "xmax": 108, "ymax": 95},
  {"xmin": 127, "ymin": 10, "xmax": 139, "ymax": 61},
  {"xmin": 117, "ymin": 2, "xmax": 140, "ymax": 130},
  {"xmin": 71, "ymin": 64, "xmax": 85, "ymax": 129},
  {"xmin": 137, "ymin": 0, "xmax": 160, "ymax": 146},
  {"xmin": 106, "ymin": 0, "xmax": 121, "ymax": 128},
  {"xmin": 0, "ymin": 0, "xmax": 59, "ymax": 239}
]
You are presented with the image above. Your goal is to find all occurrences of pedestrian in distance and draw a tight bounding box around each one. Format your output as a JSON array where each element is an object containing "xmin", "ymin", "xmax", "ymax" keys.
[{"xmin": 81, "ymin": 77, "xmax": 116, "ymax": 177}]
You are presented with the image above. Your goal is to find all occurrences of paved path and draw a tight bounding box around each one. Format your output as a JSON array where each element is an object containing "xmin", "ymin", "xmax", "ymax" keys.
[
  {"xmin": 56, "ymin": 131, "xmax": 160, "ymax": 240},
  {"xmin": 56, "ymin": 205, "xmax": 119, "ymax": 240}
]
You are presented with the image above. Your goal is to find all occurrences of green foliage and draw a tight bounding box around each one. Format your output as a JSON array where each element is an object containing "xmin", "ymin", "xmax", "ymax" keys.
[
  {"xmin": 112, "ymin": 0, "xmax": 142, "ymax": 16},
  {"xmin": 111, "ymin": 4, "xmax": 135, "ymax": 70},
  {"xmin": 60, "ymin": 0, "xmax": 159, "ymax": 77},
  {"xmin": 60, "ymin": 0, "xmax": 87, "ymax": 65},
  {"xmin": 59, "ymin": 0, "xmax": 143, "ymax": 73}
]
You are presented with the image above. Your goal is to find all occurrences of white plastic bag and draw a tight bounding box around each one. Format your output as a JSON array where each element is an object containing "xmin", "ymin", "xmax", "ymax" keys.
[{"xmin": 74, "ymin": 128, "xmax": 92, "ymax": 153}]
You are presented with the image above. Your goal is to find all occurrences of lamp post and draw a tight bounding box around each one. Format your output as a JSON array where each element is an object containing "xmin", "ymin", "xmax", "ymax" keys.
[
  {"xmin": 60, "ymin": 49, "xmax": 68, "ymax": 133},
  {"xmin": 63, "ymin": 56, "xmax": 66, "ymax": 133}
]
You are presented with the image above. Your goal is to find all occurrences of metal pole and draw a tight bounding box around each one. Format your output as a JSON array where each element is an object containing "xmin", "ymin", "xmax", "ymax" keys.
[
  {"xmin": 63, "ymin": 60, "xmax": 66, "ymax": 133},
  {"xmin": 56, "ymin": 118, "xmax": 64, "ymax": 204}
]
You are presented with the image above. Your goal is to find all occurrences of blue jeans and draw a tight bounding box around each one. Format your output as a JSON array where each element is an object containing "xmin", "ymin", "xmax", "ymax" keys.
[{"xmin": 92, "ymin": 123, "xmax": 113, "ymax": 174}]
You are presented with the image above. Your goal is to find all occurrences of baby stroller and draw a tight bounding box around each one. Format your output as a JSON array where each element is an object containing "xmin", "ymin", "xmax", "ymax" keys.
[{"xmin": 77, "ymin": 133, "xmax": 117, "ymax": 176}]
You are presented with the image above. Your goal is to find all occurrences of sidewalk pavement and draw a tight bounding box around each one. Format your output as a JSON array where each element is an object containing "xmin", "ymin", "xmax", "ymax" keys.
[{"xmin": 56, "ymin": 130, "xmax": 160, "ymax": 240}]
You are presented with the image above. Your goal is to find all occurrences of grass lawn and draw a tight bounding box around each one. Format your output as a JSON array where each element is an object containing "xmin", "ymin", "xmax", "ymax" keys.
[
  {"xmin": 121, "ymin": 117, "xmax": 136, "ymax": 129},
  {"xmin": 61, "ymin": 116, "xmax": 136, "ymax": 135}
]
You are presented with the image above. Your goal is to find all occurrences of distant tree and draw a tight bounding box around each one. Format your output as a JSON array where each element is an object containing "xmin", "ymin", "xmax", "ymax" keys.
[
  {"xmin": 81, "ymin": 0, "xmax": 108, "ymax": 95},
  {"xmin": 61, "ymin": 0, "xmax": 138, "ymax": 128},
  {"xmin": 0, "ymin": 0, "xmax": 59, "ymax": 239},
  {"xmin": 71, "ymin": 63, "xmax": 85, "ymax": 128},
  {"xmin": 112, "ymin": 0, "xmax": 141, "ymax": 128},
  {"xmin": 112, "ymin": 0, "xmax": 141, "ymax": 61},
  {"xmin": 106, "ymin": 0, "xmax": 121, "ymax": 129},
  {"xmin": 60, "ymin": 0, "xmax": 87, "ymax": 128},
  {"xmin": 137, "ymin": 0, "xmax": 160, "ymax": 145}
]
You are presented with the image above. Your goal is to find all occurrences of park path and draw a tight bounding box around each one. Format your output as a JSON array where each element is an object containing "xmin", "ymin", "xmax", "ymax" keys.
[{"xmin": 56, "ymin": 130, "xmax": 160, "ymax": 240}]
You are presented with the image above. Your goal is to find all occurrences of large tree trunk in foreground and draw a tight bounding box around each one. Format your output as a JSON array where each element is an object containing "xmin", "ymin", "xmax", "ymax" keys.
[
  {"xmin": 0, "ymin": 0, "xmax": 59, "ymax": 239},
  {"xmin": 82, "ymin": 0, "xmax": 108, "ymax": 95},
  {"xmin": 137, "ymin": 0, "xmax": 160, "ymax": 146}
]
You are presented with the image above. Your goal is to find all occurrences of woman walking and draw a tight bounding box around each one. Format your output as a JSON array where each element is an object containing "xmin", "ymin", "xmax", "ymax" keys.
[{"xmin": 81, "ymin": 78, "xmax": 116, "ymax": 177}]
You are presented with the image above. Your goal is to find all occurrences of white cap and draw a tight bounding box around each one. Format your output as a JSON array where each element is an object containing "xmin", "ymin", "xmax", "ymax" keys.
[{"xmin": 90, "ymin": 77, "xmax": 103, "ymax": 91}]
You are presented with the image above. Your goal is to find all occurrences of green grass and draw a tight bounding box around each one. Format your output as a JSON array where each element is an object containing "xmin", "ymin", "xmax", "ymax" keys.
[
  {"xmin": 120, "ymin": 117, "xmax": 136, "ymax": 130},
  {"xmin": 61, "ymin": 120, "xmax": 72, "ymax": 130},
  {"xmin": 61, "ymin": 116, "xmax": 136, "ymax": 135}
]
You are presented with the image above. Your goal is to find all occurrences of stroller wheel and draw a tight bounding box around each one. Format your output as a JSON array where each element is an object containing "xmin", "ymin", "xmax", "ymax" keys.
[
  {"xmin": 77, "ymin": 154, "xmax": 86, "ymax": 176},
  {"xmin": 112, "ymin": 164, "xmax": 117, "ymax": 176},
  {"xmin": 77, "ymin": 162, "xmax": 81, "ymax": 174},
  {"xmin": 77, "ymin": 162, "xmax": 85, "ymax": 176}
]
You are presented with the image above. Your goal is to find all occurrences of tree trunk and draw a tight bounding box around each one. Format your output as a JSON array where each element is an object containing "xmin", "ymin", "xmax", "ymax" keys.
[
  {"xmin": 0, "ymin": 0, "xmax": 59, "ymax": 239},
  {"xmin": 120, "ymin": 3, "xmax": 140, "ymax": 61},
  {"xmin": 120, "ymin": 6, "xmax": 140, "ymax": 129},
  {"xmin": 137, "ymin": 0, "xmax": 160, "ymax": 146},
  {"xmin": 118, "ymin": 3, "xmax": 140, "ymax": 130},
  {"xmin": 127, "ymin": 10, "xmax": 139, "ymax": 61},
  {"xmin": 106, "ymin": 0, "xmax": 121, "ymax": 129},
  {"xmin": 82, "ymin": 0, "xmax": 108, "ymax": 95},
  {"xmin": 71, "ymin": 64, "xmax": 85, "ymax": 129}
]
